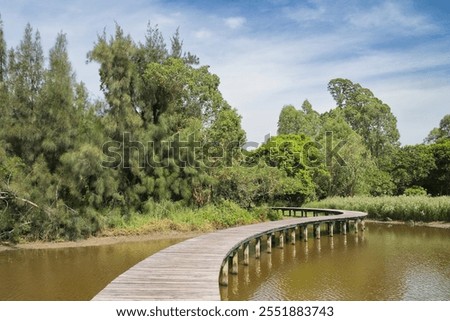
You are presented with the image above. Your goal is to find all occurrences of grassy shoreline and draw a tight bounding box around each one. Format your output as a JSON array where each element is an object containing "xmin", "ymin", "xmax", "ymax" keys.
[{"xmin": 305, "ymin": 195, "xmax": 450, "ymax": 222}]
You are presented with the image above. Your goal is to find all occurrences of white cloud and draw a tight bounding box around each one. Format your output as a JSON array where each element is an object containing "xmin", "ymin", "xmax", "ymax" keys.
[
  {"xmin": 224, "ymin": 16, "xmax": 246, "ymax": 29},
  {"xmin": 194, "ymin": 28, "xmax": 213, "ymax": 39},
  {"xmin": 347, "ymin": 1, "xmax": 438, "ymax": 35},
  {"xmin": 285, "ymin": 3, "xmax": 326, "ymax": 23}
]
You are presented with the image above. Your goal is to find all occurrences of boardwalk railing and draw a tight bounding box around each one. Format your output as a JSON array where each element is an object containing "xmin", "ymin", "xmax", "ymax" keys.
[
  {"xmin": 270, "ymin": 206, "xmax": 342, "ymax": 217},
  {"xmin": 92, "ymin": 208, "xmax": 367, "ymax": 301}
]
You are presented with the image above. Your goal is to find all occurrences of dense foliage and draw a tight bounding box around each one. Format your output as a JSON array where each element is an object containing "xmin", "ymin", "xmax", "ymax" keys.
[{"xmin": 1, "ymin": 18, "xmax": 449, "ymax": 242}]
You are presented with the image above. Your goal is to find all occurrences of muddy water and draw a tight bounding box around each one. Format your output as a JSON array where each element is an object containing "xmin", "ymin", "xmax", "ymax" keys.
[
  {"xmin": 0, "ymin": 238, "xmax": 185, "ymax": 300},
  {"xmin": 222, "ymin": 223, "xmax": 450, "ymax": 300}
]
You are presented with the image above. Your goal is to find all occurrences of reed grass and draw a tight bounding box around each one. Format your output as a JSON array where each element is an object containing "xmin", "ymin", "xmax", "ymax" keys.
[{"xmin": 305, "ymin": 196, "xmax": 450, "ymax": 222}]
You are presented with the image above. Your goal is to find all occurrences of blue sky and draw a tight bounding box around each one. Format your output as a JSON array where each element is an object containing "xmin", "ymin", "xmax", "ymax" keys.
[{"xmin": 1, "ymin": 0, "xmax": 449, "ymax": 145}]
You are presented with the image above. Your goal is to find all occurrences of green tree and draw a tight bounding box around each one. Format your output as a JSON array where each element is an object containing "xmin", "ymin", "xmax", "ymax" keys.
[
  {"xmin": 277, "ymin": 105, "xmax": 300, "ymax": 135},
  {"xmin": 277, "ymin": 100, "xmax": 321, "ymax": 137},
  {"xmin": 4, "ymin": 24, "xmax": 44, "ymax": 163},
  {"xmin": 425, "ymin": 114, "xmax": 450, "ymax": 143},
  {"xmin": 424, "ymin": 140, "xmax": 450, "ymax": 195},
  {"xmin": 0, "ymin": 16, "xmax": 9, "ymax": 141},
  {"xmin": 327, "ymin": 78, "xmax": 358, "ymax": 108},
  {"xmin": 319, "ymin": 110, "xmax": 375, "ymax": 197},
  {"xmin": 206, "ymin": 108, "xmax": 246, "ymax": 167},
  {"xmin": 89, "ymin": 23, "xmax": 238, "ymax": 210},
  {"xmin": 0, "ymin": 15, "xmax": 6, "ymax": 83},
  {"xmin": 390, "ymin": 144, "xmax": 435, "ymax": 195},
  {"xmin": 298, "ymin": 99, "xmax": 321, "ymax": 137},
  {"xmin": 39, "ymin": 33, "xmax": 78, "ymax": 171},
  {"xmin": 88, "ymin": 25, "xmax": 142, "ymax": 139},
  {"xmin": 170, "ymin": 27, "xmax": 199, "ymax": 65},
  {"xmin": 328, "ymin": 78, "xmax": 400, "ymax": 161},
  {"xmin": 251, "ymin": 134, "xmax": 317, "ymax": 203}
]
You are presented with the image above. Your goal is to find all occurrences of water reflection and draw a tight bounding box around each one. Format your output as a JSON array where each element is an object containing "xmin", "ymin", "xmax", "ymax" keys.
[
  {"xmin": 225, "ymin": 223, "xmax": 450, "ymax": 301},
  {"xmin": 0, "ymin": 238, "xmax": 185, "ymax": 300}
]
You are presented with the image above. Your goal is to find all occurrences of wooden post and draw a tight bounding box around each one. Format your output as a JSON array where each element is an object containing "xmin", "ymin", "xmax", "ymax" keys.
[
  {"xmin": 314, "ymin": 224, "xmax": 321, "ymax": 239},
  {"xmin": 342, "ymin": 221, "xmax": 347, "ymax": 235},
  {"xmin": 231, "ymin": 251, "xmax": 238, "ymax": 274},
  {"xmin": 354, "ymin": 219, "xmax": 360, "ymax": 234},
  {"xmin": 243, "ymin": 242, "xmax": 249, "ymax": 266},
  {"xmin": 328, "ymin": 222, "xmax": 334, "ymax": 237},
  {"xmin": 267, "ymin": 234, "xmax": 272, "ymax": 253},
  {"xmin": 278, "ymin": 231, "xmax": 284, "ymax": 248},
  {"xmin": 290, "ymin": 228, "xmax": 296, "ymax": 245},
  {"xmin": 255, "ymin": 238, "xmax": 261, "ymax": 259},
  {"xmin": 220, "ymin": 261, "xmax": 229, "ymax": 286},
  {"xmin": 302, "ymin": 225, "xmax": 308, "ymax": 242}
]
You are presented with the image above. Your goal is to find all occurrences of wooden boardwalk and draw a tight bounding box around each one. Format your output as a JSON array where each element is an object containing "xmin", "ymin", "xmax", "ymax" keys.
[{"xmin": 92, "ymin": 208, "xmax": 366, "ymax": 301}]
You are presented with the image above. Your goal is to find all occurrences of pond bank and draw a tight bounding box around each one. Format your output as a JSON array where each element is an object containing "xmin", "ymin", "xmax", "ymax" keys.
[{"xmin": 0, "ymin": 230, "xmax": 203, "ymax": 252}]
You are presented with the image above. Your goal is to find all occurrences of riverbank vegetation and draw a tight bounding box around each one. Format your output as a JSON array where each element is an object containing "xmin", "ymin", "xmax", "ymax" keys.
[
  {"xmin": 1, "ymin": 18, "xmax": 449, "ymax": 242},
  {"xmin": 305, "ymin": 196, "xmax": 450, "ymax": 222},
  {"xmin": 99, "ymin": 201, "xmax": 276, "ymax": 236}
]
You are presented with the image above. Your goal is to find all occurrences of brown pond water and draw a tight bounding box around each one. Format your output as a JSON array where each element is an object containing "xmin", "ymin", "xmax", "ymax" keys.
[
  {"xmin": 0, "ymin": 238, "xmax": 185, "ymax": 300},
  {"xmin": 221, "ymin": 223, "xmax": 450, "ymax": 300},
  {"xmin": 0, "ymin": 223, "xmax": 449, "ymax": 301}
]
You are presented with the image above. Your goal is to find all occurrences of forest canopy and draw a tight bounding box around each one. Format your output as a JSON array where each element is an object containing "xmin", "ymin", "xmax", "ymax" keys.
[{"xmin": 1, "ymin": 18, "xmax": 449, "ymax": 242}]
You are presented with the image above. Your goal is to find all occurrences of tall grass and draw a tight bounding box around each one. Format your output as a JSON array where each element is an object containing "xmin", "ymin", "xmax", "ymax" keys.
[
  {"xmin": 305, "ymin": 196, "xmax": 450, "ymax": 222},
  {"xmin": 101, "ymin": 200, "xmax": 275, "ymax": 236}
]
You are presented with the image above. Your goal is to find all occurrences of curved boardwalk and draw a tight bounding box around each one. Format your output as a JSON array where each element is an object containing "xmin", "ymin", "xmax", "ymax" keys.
[{"xmin": 92, "ymin": 208, "xmax": 366, "ymax": 301}]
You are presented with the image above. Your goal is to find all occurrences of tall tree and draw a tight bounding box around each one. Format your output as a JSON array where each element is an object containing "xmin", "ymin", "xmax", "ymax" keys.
[
  {"xmin": 0, "ymin": 15, "xmax": 6, "ymax": 83},
  {"xmin": 425, "ymin": 114, "xmax": 450, "ymax": 143},
  {"xmin": 0, "ymin": 15, "xmax": 8, "ymax": 133},
  {"xmin": 170, "ymin": 27, "xmax": 199, "ymax": 65},
  {"xmin": 88, "ymin": 24, "xmax": 142, "ymax": 139},
  {"xmin": 318, "ymin": 109, "xmax": 375, "ymax": 197},
  {"xmin": 206, "ymin": 108, "xmax": 246, "ymax": 167},
  {"xmin": 390, "ymin": 144, "xmax": 435, "ymax": 195},
  {"xmin": 277, "ymin": 100, "xmax": 320, "ymax": 137},
  {"xmin": 252, "ymin": 134, "xmax": 317, "ymax": 203},
  {"xmin": 277, "ymin": 105, "xmax": 300, "ymax": 135},
  {"xmin": 424, "ymin": 140, "xmax": 450, "ymax": 195},
  {"xmin": 39, "ymin": 32, "xmax": 77, "ymax": 171},
  {"xmin": 4, "ymin": 24, "xmax": 44, "ymax": 163},
  {"xmin": 327, "ymin": 78, "xmax": 400, "ymax": 161},
  {"xmin": 327, "ymin": 78, "xmax": 357, "ymax": 108},
  {"xmin": 298, "ymin": 99, "xmax": 321, "ymax": 137}
]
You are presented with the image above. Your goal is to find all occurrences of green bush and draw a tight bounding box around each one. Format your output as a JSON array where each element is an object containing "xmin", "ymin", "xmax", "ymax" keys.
[{"xmin": 403, "ymin": 186, "xmax": 427, "ymax": 196}]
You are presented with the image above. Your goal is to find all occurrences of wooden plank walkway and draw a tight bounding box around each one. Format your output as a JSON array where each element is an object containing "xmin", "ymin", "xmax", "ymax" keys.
[{"xmin": 92, "ymin": 208, "xmax": 366, "ymax": 301}]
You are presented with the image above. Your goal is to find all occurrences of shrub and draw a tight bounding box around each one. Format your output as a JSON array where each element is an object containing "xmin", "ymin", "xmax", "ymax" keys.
[{"xmin": 404, "ymin": 186, "xmax": 427, "ymax": 196}]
